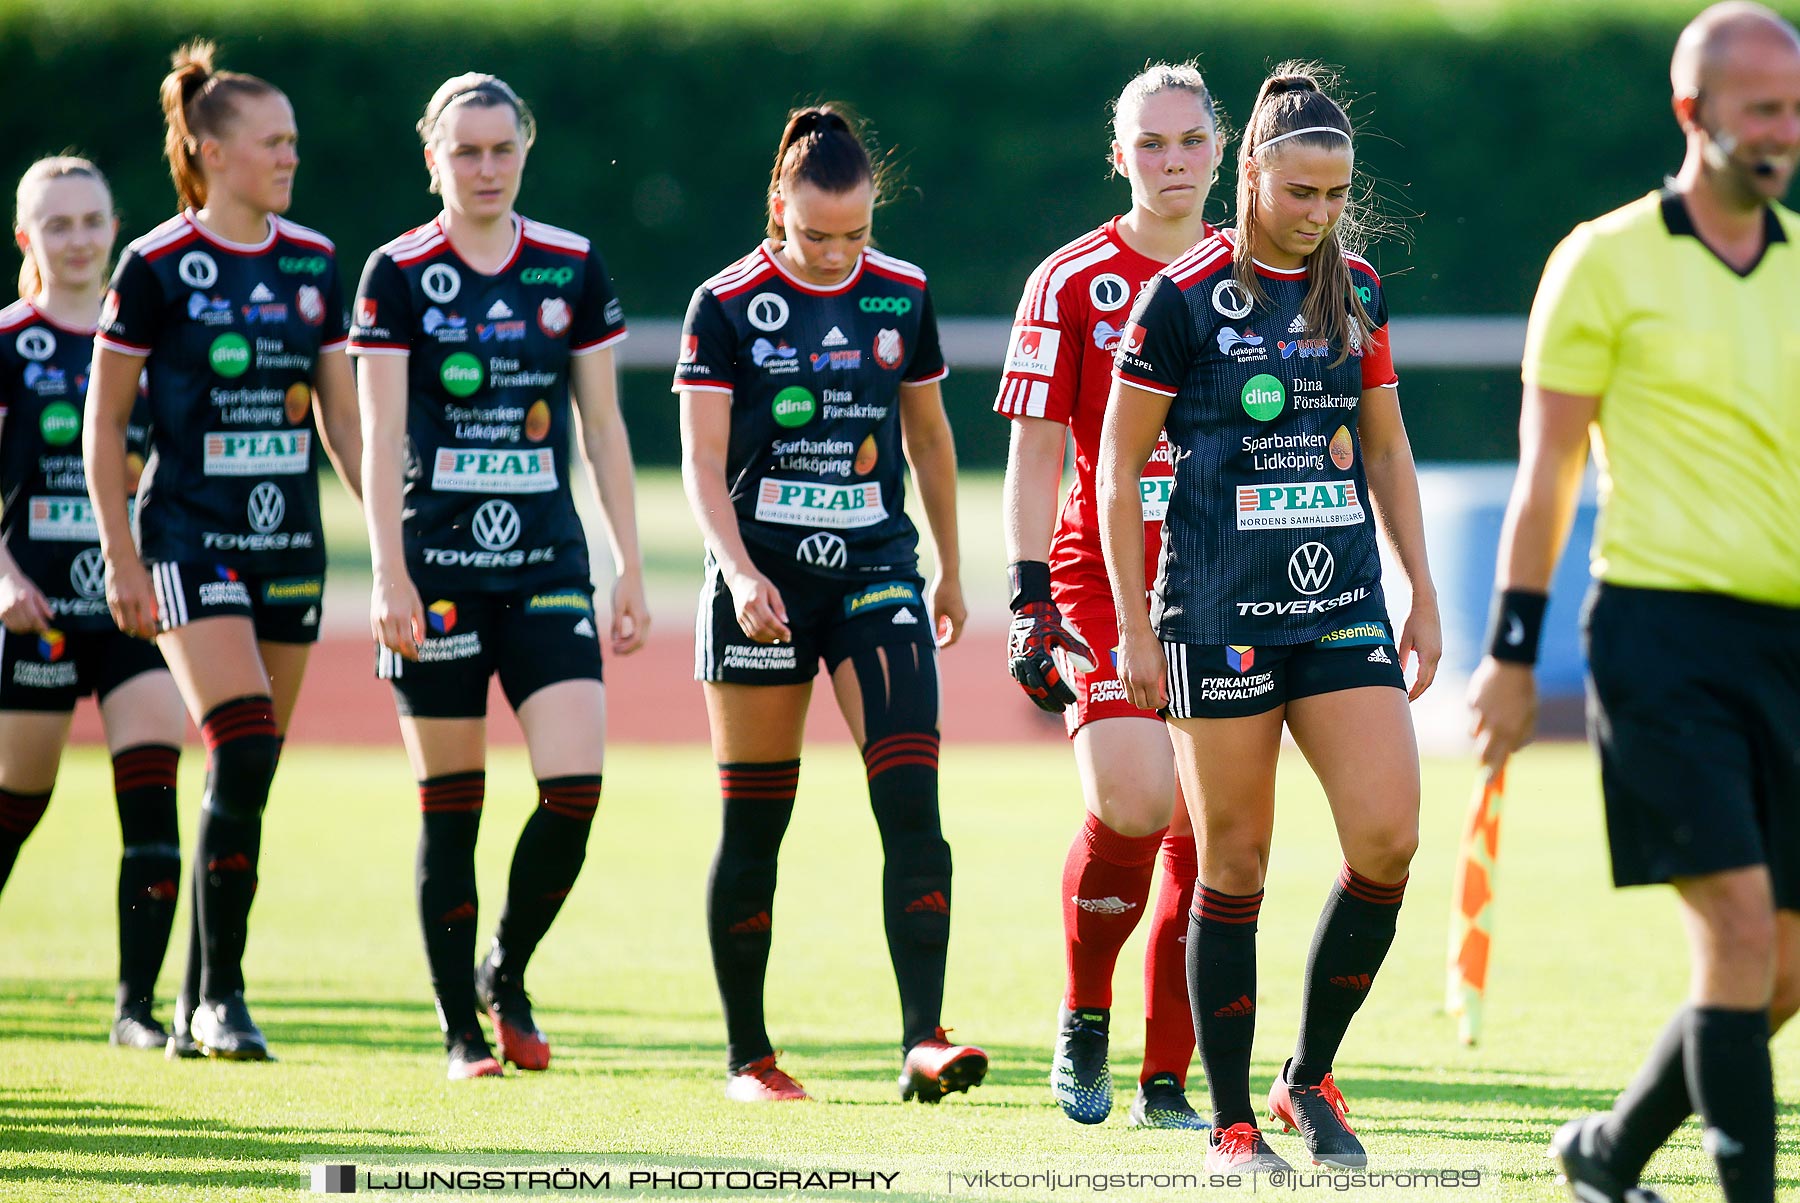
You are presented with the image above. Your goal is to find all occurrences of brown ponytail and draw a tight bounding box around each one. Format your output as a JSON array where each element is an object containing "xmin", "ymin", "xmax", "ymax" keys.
[
  {"xmin": 766, "ymin": 104, "xmax": 880, "ymax": 237},
  {"xmin": 1233, "ymin": 63, "xmax": 1374, "ymax": 368},
  {"xmin": 14, "ymin": 156, "xmax": 112, "ymax": 300},
  {"xmin": 159, "ymin": 40, "xmax": 281, "ymax": 211}
]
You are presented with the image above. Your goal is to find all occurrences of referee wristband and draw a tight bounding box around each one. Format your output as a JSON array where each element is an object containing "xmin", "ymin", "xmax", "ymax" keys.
[
  {"xmin": 1485, "ymin": 589, "xmax": 1549, "ymax": 665},
  {"xmin": 1008, "ymin": 561, "xmax": 1052, "ymax": 611}
]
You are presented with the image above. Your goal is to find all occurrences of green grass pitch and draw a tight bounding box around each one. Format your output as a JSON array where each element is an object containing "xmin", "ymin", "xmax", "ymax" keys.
[{"xmin": 1, "ymin": 742, "xmax": 1794, "ymax": 1200}]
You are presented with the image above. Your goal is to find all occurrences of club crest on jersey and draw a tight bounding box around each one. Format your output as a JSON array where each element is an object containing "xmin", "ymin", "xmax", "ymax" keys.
[
  {"xmin": 746, "ymin": 292, "xmax": 789, "ymax": 333},
  {"xmin": 1089, "ymin": 273, "xmax": 1131, "ymax": 312},
  {"xmin": 538, "ymin": 297, "xmax": 571, "ymax": 338},
  {"xmin": 178, "ymin": 251, "xmax": 218, "ymax": 289},
  {"xmin": 296, "ymin": 285, "xmax": 325, "ymax": 326},
  {"xmin": 421, "ymin": 264, "xmax": 461, "ymax": 304},
  {"xmin": 1006, "ymin": 325, "xmax": 1059, "ymax": 377},
  {"xmin": 874, "ymin": 328, "xmax": 904, "ymax": 370},
  {"xmin": 1212, "ymin": 278, "xmax": 1254, "ymax": 320}
]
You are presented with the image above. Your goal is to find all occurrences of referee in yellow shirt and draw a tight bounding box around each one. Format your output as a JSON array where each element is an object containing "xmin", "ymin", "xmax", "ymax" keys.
[{"xmin": 1469, "ymin": 5, "xmax": 1800, "ymax": 1202}]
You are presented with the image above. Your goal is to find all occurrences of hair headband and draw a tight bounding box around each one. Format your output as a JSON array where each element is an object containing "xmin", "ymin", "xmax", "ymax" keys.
[{"xmin": 1255, "ymin": 125, "xmax": 1351, "ymax": 154}]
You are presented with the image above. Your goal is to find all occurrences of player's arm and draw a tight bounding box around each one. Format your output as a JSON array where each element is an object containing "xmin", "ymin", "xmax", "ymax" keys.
[
  {"xmin": 1001, "ymin": 416, "xmax": 1094, "ymax": 708},
  {"xmin": 899, "ymin": 379, "xmax": 964, "ymax": 648},
  {"xmin": 1358, "ymin": 382, "xmax": 1441, "ymax": 700},
  {"xmin": 1467, "ymin": 384, "xmax": 1596, "ymax": 771},
  {"xmin": 0, "ymin": 414, "xmax": 51, "ymax": 633},
  {"xmin": 570, "ymin": 345, "xmax": 648, "ymax": 656},
  {"xmin": 679, "ymin": 389, "xmax": 788, "ymax": 643},
  {"xmin": 312, "ymin": 349, "xmax": 364, "ymax": 503},
  {"xmin": 84, "ymin": 347, "xmax": 155, "ymax": 638},
  {"xmin": 1098, "ymin": 379, "xmax": 1172, "ymax": 713},
  {"xmin": 355, "ymin": 353, "xmax": 423, "ymax": 660}
]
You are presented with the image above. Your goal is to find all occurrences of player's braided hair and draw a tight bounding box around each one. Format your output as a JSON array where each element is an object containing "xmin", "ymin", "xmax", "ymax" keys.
[
  {"xmin": 160, "ymin": 41, "xmax": 282, "ymax": 212},
  {"xmin": 418, "ymin": 74, "xmax": 539, "ymax": 195},
  {"xmin": 1233, "ymin": 63, "xmax": 1375, "ymax": 369},
  {"xmin": 1109, "ymin": 60, "xmax": 1230, "ymax": 185},
  {"xmin": 766, "ymin": 105, "xmax": 880, "ymax": 238},
  {"xmin": 13, "ymin": 156, "xmax": 111, "ymax": 299}
]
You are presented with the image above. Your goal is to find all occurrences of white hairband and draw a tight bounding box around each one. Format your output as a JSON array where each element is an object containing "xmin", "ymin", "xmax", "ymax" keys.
[{"xmin": 1255, "ymin": 125, "xmax": 1351, "ymax": 154}]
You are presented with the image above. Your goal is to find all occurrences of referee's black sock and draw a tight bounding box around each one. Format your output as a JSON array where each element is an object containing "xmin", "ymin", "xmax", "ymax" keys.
[
  {"xmin": 417, "ymin": 772, "xmax": 485, "ymax": 1041},
  {"xmin": 489, "ymin": 776, "xmax": 601, "ymax": 984},
  {"xmin": 112, "ymin": 745, "xmax": 182, "ymax": 1012},
  {"xmin": 1291, "ymin": 863, "xmax": 1405, "ymax": 1085},
  {"xmin": 1190, "ymin": 883, "xmax": 1263, "ymax": 1130},
  {"xmin": 708, "ymin": 761, "xmax": 798, "ymax": 1069},
  {"xmin": 1601, "ymin": 1009, "xmax": 1691, "ymax": 1181},
  {"xmin": 1685, "ymin": 1005, "xmax": 1774, "ymax": 1203},
  {"xmin": 866, "ymin": 733, "xmax": 951, "ymax": 1052},
  {"xmin": 194, "ymin": 697, "xmax": 278, "ymax": 1002},
  {"xmin": 0, "ymin": 787, "xmax": 52, "ymax": 895}
]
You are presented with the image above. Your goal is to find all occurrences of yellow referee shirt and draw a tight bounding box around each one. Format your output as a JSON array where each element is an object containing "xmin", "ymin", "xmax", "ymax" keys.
[{"xmin": 1523, "ymin": 190, "xmax": 1800, "ymax": 607}]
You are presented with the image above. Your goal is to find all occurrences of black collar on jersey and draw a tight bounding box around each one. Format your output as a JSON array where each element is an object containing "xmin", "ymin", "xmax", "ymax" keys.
[{"xmin": 1659, "ymin": 187, "xmax": 1785, "ymax": 278}]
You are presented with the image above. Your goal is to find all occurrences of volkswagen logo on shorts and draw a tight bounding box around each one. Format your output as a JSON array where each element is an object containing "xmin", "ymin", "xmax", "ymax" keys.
[
  {"xmin": 1089, "ymin": 273, "xmax": 1130, "ymax": 312},
  {"xmin": 1287, "ymin": 542, "xmax": 1335, "ymax": 595},
  {"xmin": 69, "ymin": 548, "xmax": 106, "ymax": 599},
  {"xmin": 15, "ymin": 328, "xmax": 55, "ymax": 362},
  {"xmin": 247, "ymin": 482, "xmax": 286, "ymax": 533},
  {"xmin": 472, "ymin": 499, "xmax": 521, "ymax": 551},
  {"xmin": 421, "ymin": 264, "xmax": 461, "ymax": 304},
  {"xmin": 796, "ymin": 532, "xmax": 847, "ymax": 569},
  {"xmin": 178, "ymin": 250, "xmax": 218, "ymax": 289},
  {"xmin": 745, "ymin": 292, "xmax": 790, "ymax": 333},
  {"xmin": 1212, "ymin": 279, "xmax": 1254, "ymax": 320}
]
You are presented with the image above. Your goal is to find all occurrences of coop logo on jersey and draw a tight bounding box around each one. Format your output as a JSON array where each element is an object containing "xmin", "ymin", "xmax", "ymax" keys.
[
  {"xmin": 538, "ymin": 297, "xmax": 571, "ymax": 337},
  {"xmin": 15, "ymin": 327, "xmax": 55, "ymax": 362},
  {"xmin": 208, "ymin": 333, "xmax": 251, "ymax": 378},
  {"xmin": 796, "ymin": 531, "xmax": 847, "ymax": 568},
  {"xmin": 27, "ymin": 497, "xmax": 97, "ymax": 542},
  {"xmin": 439, "ymin": 353, "xmax": 483, "ymax": 398},
  {"xmin": 422, "ymin": 264, "xmax": 461, "ymax": 304},
  {"xmin": 203, "ymin": 430, "xmax": 312, "ymax": 477},
  {"xmin": 771, "ymin": 386, "xmax": 815, "ymax": 428},
  {"xmin": 278, "ymin": 255, "xmax": 327, "ymax": 277},
  {"xmin": 751, "ymin": 338, "xmax": 799, "ymax": 375},
  {"xmin": 1139, "ymin": 475, "xmax": 1173, "ymax": 523},
  {"xmin": 247, "ymin": 482, "xmax": 286, "ymax": 533},
  {"xmin": 1236, "ymin": 481, "xmax": 1364, "ymax": 530},
  {"xmin": 1287, "ymin": 542, "xmax": 1335, "ymax": 595},
  {"xmin": 427, "ymin": 599, "xmax": 458, "ymax": 633},
  {"xmin": 1212, "ymin": 279, "xmax": 1254, "ymax": 320},
  {"xmin": 1217, "ymin": 326, "xmax": 1267, "ymax": 362},
  {"xmin": 754, "ymin": 479, "xmax": 887, "ymax": 529},
  {"xmin": 431, "ymin": 448, "xmax": 558, "ymax": 494},
  {"xmin": 521, "ymin": 267, "xmax": 575, "ymax": 287},
  {"xmin": 1092, "ymin": 321, "xmax": 1122, "ymax": 351},
  {"xmin": 859, "ymin": 295, "xmax": 912, "ymax": 315},
  {"xmin": 178, "ymin": 250, "xmax": 218, "ymax": 289},
  {"xmin": 295, "ymin": 285, "xmax": 325, "ymax": 326},
  {"xmin": 874, "ymin": 328, "xmax": 904, "ymax": 370},
  {"xmin": 746, "ymin": 292, "xmax": 789, "ymax": 333},
  {"xmin": 70, "ymin": 548, "xmax": 106, "ymax": 598},
  {"xmin": 470, "ymin": 499, "xmax": 521, "ymax": 551},
  {"xmin": 1240, "ymin": 374, "xmax": 1285, "ymax": 421},
  {"xmin": 1089, "ymin": 272, "xmax": 1131, "ymax": 312},
  {"xmin": 1006, "ymin": 325, "xmax": 1060, "ymax": 377},
  {"xmin": 38, "ymin": 401, "xmax": 80, "ymax": 446}
]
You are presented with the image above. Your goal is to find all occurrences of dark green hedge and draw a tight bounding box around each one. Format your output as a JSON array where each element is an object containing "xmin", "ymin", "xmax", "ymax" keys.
[{"xmin": 2, "ymin": 4, "xmax": 1703, "ymax": 462}]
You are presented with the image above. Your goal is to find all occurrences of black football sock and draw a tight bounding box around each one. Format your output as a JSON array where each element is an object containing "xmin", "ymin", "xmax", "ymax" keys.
[
  {"xmin": 488, "ymin": 775, "xmax": 601, "ymax": 984},
  {"xmin": 194, "ymin": 697, "xmax": 278, "ymax": 1002},
  {"xmin": 0, "ymin": 787, "xmax": 52, "ymax": 895},
  {"xmin": 1601, "ymin": 1009, "xmax": 1692, "ymax": 1181},
  {"xmin": 708, "ymin": 761, "xmax": 798, "ymax": 1070},
  {"xmin": 865, "ymin": 732, "xmax": 951, "ymax": 1053},
  {"xmin": 416, "ymin": 772, "xmax": 485, "ymax": 1042},
  {"xmin": 1190, "ymin": 883, "xmax": 1263, "ymax": 1130},
  {"xmin": 112, "ymin": 745, "xmax": 182, "ymax": 1011},
  {"xmin": 1291, "ymin": 863, "xmax": 1405, "ymax": 1084},
  {"xmin": 1686, "ymin": 1006, "xmax": 1774, "ymax": 1203}
]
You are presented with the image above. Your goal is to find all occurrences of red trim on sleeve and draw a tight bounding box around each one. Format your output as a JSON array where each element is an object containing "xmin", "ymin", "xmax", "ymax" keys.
[
  {"xmin": 902, "ymin": 365, "xmax": 949, "ymax": 386},
  {"xmin": 1112, "ymin": 369, "xmax": 1177, "ymax": 398},
  {"xmin": 95, "ymin": 335, "xmax": 152, "ymax": 356},
  {"xmin": 571, "ymin": 328, "xmax": 629, "ymax": 355},
  {"xmin": 1360, "ymin": 326, "xmax": 1397, "ymax": 389}
]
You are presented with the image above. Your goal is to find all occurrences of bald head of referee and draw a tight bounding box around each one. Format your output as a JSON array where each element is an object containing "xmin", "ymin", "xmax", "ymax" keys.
[{"xmin": 1671, "ymin": 2, "xmax": 1800, "ymax": 204}]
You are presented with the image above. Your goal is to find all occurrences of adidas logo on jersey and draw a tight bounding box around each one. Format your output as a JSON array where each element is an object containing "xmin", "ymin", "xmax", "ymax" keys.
[
  {"xmin": 574, "ymin": 617, "xmax": 595, "ymax": 637},
  {"xmin": 1288, "ymin": 313, "xmax": 1308, "ymax": 334},
  {"xmin": 892, "ymin": 609, "xmax": 919, "ymax": 625},
  {"xmin": 250, "ymin": 283, "xmax": 276, "ymax": 303},
  {"xmin": 821, "ymin": 326, "xmax": 848, "ymax": 347},
  {"xmin": 487, "ymin": 300, "xmax": 514, "ymax": 320},
  {"xmin": 1367, "ymin": 646, "xmax": 1393, "ymax": 664}
]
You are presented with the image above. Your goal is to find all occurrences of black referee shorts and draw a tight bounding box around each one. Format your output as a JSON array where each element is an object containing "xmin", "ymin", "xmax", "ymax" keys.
[
  {"xmin": 0, "ymin": 624, "xmax": 167, "ymax": 712},
  {"xmin": 377, "ymin": 581, "xmax": 604, "ymax": 720},
  {"xmin": 1584, "ymin": 583, "xmax": 1800, "ymax": 907}
]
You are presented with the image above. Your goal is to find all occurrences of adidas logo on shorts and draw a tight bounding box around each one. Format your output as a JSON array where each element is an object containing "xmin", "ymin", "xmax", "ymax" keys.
[
  {"xmin": 822, "ymin": 326, "xmax": 849, "ymax": 347},
  {"xmin": 1367, "ymin": 646, "xmax": 1393, "ymax": 664},
  {"xmin": 892, "ymin": 609, "xmax": 918, "ymax": 625},
  {"xmin": 1287, "ymin": 313, "xmax": 1307, "ymax": 334},
  {"xmin": 574, "ymin": 618, "xmax": 595, "ymax": 637}
]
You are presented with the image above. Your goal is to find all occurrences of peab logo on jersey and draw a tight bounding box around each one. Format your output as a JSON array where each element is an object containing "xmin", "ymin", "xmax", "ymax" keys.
[
  {"xmin": 422, "ymin": 264, "xmax": 461, "ymax": 304},
  {"xmin": 1212, "ymin": 279, "xmax": 1254, "ymax": 320},
  {"xmin": 28, "ymin": 498, "xmax": 98, "ymax": 543},
  {"xmin": 746, "ymin": 292, "xmax": 790, "ymax": 333},
  {"xmin": 178, "ymin": 251, "xmax": 218, "ymax": 289},
  {"xmin": 1287, "ymin": 542, "xmax": 1335, "ymax": 595},
  {"xmin": 432, "ymin": 448, "xmax": 558, "ymax": 494},
  {"xmin": 1236, "ymin": 481, "xmax": 1364, "ymax": 530},
  {"xmin": 755, "ymin": 478, "xmax": 887, "ymax": 530},
  {"xmin": 1089, "ymin": 273, "xmax": 1131, "ymax": 312},
  {"xmin": 15, "ymin": 328, "xmax": 55, "ymax": 362},
  {"xmin": 204, "ymin": 431, "xmax": 312, "ymax": 477},
  {"xmin": 796, "ymin": 531, "xmax": 848, "ymax": 568},
  {"xmin": 1006, "ymin": 325, "xmax": 1059, "ymax": 376},
  {"xmin": 471, "ymin": 499, "xmax": 521, "ymax": 551},
  {"xmin": 247, "ymin": 482, "xmax": 286, "ymax": 534}
]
